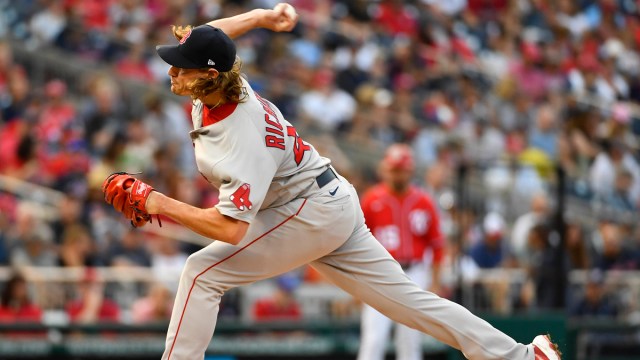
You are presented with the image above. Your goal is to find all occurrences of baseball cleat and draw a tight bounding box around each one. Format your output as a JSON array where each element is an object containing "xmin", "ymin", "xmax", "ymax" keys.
[{"xmin": 532, "ymin": 334, "xmax": 561, "ymax": 360}]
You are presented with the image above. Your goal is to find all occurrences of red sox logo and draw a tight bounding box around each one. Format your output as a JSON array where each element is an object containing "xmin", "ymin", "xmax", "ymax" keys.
[
  {"xmin": 179, "ymin": 29, "xmax": 192, "ymax": 45},
  {"xmin": 230, "ymin": 183, "xmax": 252, "ymax": 211}
]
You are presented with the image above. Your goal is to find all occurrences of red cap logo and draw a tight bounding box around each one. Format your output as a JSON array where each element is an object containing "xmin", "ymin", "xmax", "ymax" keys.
[{"xmin": 179, "ymin": 29, "xmax": 192, "ymax": 45}]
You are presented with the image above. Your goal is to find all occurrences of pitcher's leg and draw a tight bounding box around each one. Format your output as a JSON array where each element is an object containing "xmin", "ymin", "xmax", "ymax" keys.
[
  {"xmin": 357, "ymin": 304, "xmax": 393, "ymax": 360},
  {"xmin": 312, "ymin": 225, "xmax": 534, "ymax": 360},
  {"xmin": 162, "ymin": 244, "xmax": 229, "ymax": 360},
  {"xmin": 163, "ymin": 197, "xmax": 354, "ymax": 360},
  {"xmin": 394, "ymin": 262, "xmax": 429, "ymax": 360}
]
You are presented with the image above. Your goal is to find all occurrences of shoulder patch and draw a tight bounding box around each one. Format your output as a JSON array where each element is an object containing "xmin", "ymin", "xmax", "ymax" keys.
[{"xmin": 230, "ymin": 183, "xmax": 252, "ymax": 211}]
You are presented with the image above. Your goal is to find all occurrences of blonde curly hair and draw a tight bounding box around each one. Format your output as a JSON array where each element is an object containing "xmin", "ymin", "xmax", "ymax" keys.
[{"xmin": 172, "ymin": 25, "xmax": 246, "ymax": 103}]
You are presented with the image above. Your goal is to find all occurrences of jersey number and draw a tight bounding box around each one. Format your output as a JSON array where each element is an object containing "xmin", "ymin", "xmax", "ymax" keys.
[
  {"xmin": 287, "ymin": 126, "xmax": 310, "ymax": 166},
  {"xmin": 374, "ymin": 225, "xmax": 400, "ymax": 251}
]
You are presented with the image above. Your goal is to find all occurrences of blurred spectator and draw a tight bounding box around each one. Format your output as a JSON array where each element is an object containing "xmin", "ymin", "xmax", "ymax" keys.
[
  {"xmin": 589, "ymin": 140, "xmax": 640, "ymax": 203},
  {"xmin": 131, "ymin": 282, "xmax": 172, "ymax": 324},
  {"xmin": 38, "ymin": 79, "xmax": 76, "ymax": 142},
  {"xmin": 598, "ymin": 103, "xmax": 637, "ymax": 150},
  {"xmin": 558, "ymin": 107, "xmax": 600, "ymax": 186},
  {"xmin": 373, "ymin": 0, "xmax": 418, "ymax": 37},
  {"xmin": 103, "ymin": 229, "xmax": 151, "ymax": 267},
  {"xmin": 0, "ymin": 211, "xmax": 9, "ymax": 266},
  {"xmin": 510, "ymin": 192, "xmax": 550, "ymax": 264},
  {"xmin": 141, "ymin": 92, "xmax": 194, "ymax": 175},
  {"xmin": 5, "ymin": 203, "xmax": 56, "ymax": 266},
  {"xmin": 299, "ymin": 68, "xmax": 356, "ymax": 132},
  {"xmin": 527, "ymin": 223, "xmax": 562, "ymax": 309},
  {"xmin": 469, "ymin": 212, "xmax": 506, "ymax": 268},
  {"xmin": 423, "ymin": 0, "xmax": 467, "ymax": 16},
  {"xmin": 87, "ymin": 133, "xmax": 126, "ymax": 192},
  {"xmin": 570, "ymin": 270, "xmax": 618, "ymax": 318},
  {"xmin": 288, "ymin": 24, "xmax": 323, "ymax": 68},
  {"xmin": 115, "ymin": 44, "xmax": 154, "ymax": 82},
  {"xmin": 150, "ymin": 237, "xmax": 188, "ymax": 293},
  {"xmin": 253, "ymin": 274, "xmax": 302, "ymax": 322},
  {"xmin": 424, "ymin": 160, "xmax": 453, "ymax": 199},
  {"xmin": 456, "ymin": 116, "xmax": 506, "ymax": 167},
  {"xmin": 108, "ymin": 0, "xmax": 151, "ymax": 46},
  {"xmin": 0, "ymin": 273, "xmax": 42, "ymax": 322},
  {"xmin": 59, "ymin": 224, "xmax": 98, "ymax": 267},
  {"xmin": 440, "ymin": 240, "xmax": 480, "ymax": 302},
  {"xmin": 121, "ymin": 118, "xmax": 158, "ymax": 174},
  {"xmin": 593, "ymin": 222, "xmax": 638, "ymax": 271},
  {"xmin": 51, "ymin": 196, "xmax": 87, "ymax": 244},
  {"xmin": 66, "ymin": 268, "xmax": 120, "ymax": 323},
  {"xmin": 597, "ymin": 168, "xmax": 637, "ymax": 212},
  {"xmin": 28, "ymin": 0, "xmax": 67, "ymax": 48},
  {"xmin": 10, "ymin": 228, "xmax": 57, "ymax": 268},
  {"xmin": 0, "ymin": 66, "xmax": 30, "ymax": 126},
  {"xmin": 79, "ymin": 75, "xmax": 125, "ymax": 155},
  {"xmin": 565, "ymin": 222, "xmax": 590, "ymax": 270},
  {"xmin": 528, "ymin": 104, "xmax": 558, "ymax": 159},
  {"xmin": 423, "ymin": 161, "xmax": 454, "ymax": 236}
]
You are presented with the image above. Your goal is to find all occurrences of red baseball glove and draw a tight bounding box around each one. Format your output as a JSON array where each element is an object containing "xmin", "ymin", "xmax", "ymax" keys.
[{"xmin": 102, "ymin": 172, "xmax": 161, "ymax": 228}]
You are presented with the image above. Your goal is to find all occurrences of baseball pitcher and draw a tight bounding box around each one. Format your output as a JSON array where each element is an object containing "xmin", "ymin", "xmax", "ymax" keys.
[{"xmin": 101, "ymin": 4, "xmax": 561, "ymax": 360}]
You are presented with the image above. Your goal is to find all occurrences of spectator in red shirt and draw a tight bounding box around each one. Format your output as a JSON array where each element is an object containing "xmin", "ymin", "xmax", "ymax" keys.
[
  {"xmin": 253, "ymin": 273, "xmax": 302, "ymax": 322},
  {"xmin": 0, "ymin": 273, "xmax": 42, "ymax": 323},
  {"xmin": 131, "ymin": 283, "xmax": 173, "ymax": 324},
  {"xmin": 65, "ymin": 268, "xmax": 120, "ymax": 323},
  {"xmin": 373, "ymin": 0, "xmax": 418, "ymax": 37},
  {"xmin": 115, "ymin": 44, "xmax": 155, "ymax": 83}
]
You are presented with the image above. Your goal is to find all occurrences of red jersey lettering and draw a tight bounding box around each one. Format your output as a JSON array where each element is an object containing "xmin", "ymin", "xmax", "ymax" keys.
[
  {"xmin": 266, "ymin": 126, "xmax": 284, "ymax": 136},
  {"xmin": 256, "ymin": 93, "xmax": 279, "ymax": 121},
  {"xmin": 264, "ymin": 114, "xmax": 283, "ymax": 131},
  {"xmin": 258, "ymin": 93, "xmax": 286, "ymax": 150},
  {"xmin": 263, "ymin": 113, "xmax": 285, "ymax": 150},
  {"xmin": 265, "ymin": 135, "xmax": 285, "ymax": 150}
]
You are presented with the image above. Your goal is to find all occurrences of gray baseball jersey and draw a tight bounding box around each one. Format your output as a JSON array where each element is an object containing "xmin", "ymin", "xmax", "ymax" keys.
[
  {"xmin": 189, "ymin": 77, "xmax": 330, "ymax": 223},
  {"xmin": 162, "ymin": 78, "xmax": 537, "ymax": 360}
]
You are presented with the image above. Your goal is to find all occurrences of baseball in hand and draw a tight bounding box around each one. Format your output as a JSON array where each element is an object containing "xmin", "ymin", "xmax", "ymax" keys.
[{"xmin": 282, "ymin": 3, "xmax": 297, "ymax": 19}]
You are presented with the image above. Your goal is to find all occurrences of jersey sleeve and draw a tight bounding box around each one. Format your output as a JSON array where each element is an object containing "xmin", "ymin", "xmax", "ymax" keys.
[{"xmin": 213, "ymin": 130, "xmax": 279, "ymax": 223}]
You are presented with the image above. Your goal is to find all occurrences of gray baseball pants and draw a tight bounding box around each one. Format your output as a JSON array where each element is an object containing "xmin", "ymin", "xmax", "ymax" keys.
[{"xmin": 161, "ymin": 177, "xmax": 534, "ymax": 360}]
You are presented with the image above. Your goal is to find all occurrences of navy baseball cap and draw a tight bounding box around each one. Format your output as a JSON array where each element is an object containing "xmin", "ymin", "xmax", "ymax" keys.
[{"xmin": 156, "ymin": 25, "xmax": 236, "ymax": 72}]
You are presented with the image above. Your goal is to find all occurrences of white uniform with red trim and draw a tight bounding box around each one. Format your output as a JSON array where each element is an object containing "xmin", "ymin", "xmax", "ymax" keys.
[
  {"xmin": 190, "ymin": 78, "xmax": 330, "ymax": 222},
  {"xmin": 161, "ymin": 78, "xmax": 535, "ymax": 360},
  {"xmin": 358, "ymin": 184, "xmax": 444, "ymax": 360}
]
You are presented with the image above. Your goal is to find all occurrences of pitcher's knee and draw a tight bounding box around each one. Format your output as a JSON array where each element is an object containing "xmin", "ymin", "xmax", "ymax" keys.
[
  {"xmin": 181, "ymin": 253, "xmax": 204, "ymax": 279},
  {"xmin": 180, "ymin": 253, "xmax": 227, "ymax": 295}
]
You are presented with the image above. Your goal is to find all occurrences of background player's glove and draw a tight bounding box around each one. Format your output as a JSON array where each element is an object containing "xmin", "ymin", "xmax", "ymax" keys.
[{"xmin": 102, "ymin": 172, "xmax": 161, "ymax": 228}]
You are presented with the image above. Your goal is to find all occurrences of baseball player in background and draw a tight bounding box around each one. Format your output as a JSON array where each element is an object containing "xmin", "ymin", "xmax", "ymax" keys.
[
  {"xmin": 101, "ymin": 3, "xmax": 561, "ymax": 360},
  {"xmin": 358, "ymin": 144, "xmax": 444, "ymax": 360}
]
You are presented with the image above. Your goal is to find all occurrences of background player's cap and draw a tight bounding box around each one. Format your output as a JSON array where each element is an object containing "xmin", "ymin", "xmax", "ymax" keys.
[
  {"xmin": 382, "ymin": 144, "xmax": 414, "ymax": 171},
  {"xmin": 156, "ymin": 25, "xmax": 236, "ymax": 72}
]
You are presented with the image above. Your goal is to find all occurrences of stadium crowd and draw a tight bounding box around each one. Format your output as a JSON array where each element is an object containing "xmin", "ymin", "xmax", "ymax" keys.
[{"xmin": 0, "ymin": 0, "xmax": 639, "ymax": 325}]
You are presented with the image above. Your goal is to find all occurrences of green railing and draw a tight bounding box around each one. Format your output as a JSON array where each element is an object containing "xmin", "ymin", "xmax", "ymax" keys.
[{"xmin": 1, "ymin": 316, "xmax": 638, "ymax": 359}]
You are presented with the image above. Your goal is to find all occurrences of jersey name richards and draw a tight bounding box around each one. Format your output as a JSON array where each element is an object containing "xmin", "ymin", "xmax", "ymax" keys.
[
  {"xmin": 361, "ymin": 184, "xmax": 444, "ymax": 264},
  {"xmin": 189, "ymin": 78, "xmax": 330, "ymax": 223}
]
